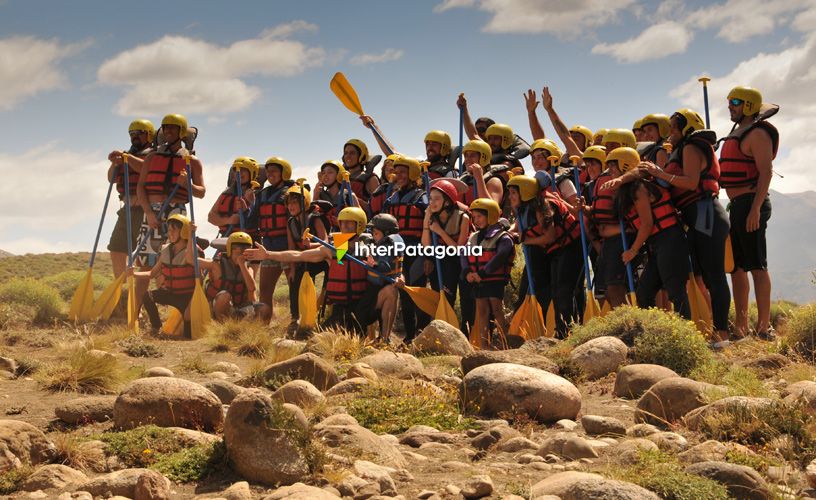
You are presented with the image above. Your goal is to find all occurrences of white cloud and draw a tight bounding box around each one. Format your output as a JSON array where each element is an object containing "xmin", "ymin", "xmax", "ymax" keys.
[
  {"xmin": 686, "ymin": 0, "xmax": 815, "ymax": 43},
  {"xmin": 349, "ymin": 48, "xmax": 404, "ymax": 66},
  {"xmin": 433, "ymin": 0, "xmax": 636, "ymax": 38},
  {"xmin": 260, "ymin": 20, "xmax": 318, "ymax": 39},
  {"xmin": 97, "ymin": 23, "xmax": 327, "ymax": 116},
  {"xmin": 591, "ymin": 22, "xmax": 693, "ymax": 63},
  {"xmin": 0, "ymin": 36, "xmax": 88, "ymax": 110},
  {"xmin": 671, "ymin": 32, "xmax": 816, "ymax": 192}
]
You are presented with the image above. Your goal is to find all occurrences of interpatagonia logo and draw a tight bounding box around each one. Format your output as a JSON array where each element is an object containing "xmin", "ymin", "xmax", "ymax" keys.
[{"xmin": 332, "ymin": 233, "xmax": 356, "ymax": 263}]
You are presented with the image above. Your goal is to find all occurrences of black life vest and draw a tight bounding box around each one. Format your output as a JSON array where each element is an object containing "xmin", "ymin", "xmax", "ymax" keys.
[{"xmin": 205, "ymin": 256, "xmax": 248, "ymax": 305}]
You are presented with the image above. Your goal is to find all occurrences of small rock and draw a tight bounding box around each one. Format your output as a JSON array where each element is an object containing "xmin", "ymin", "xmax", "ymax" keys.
[
  {"xmin": 0, "ymin": 356, "xmax": 17, "ymax": 374},
  {"xmin": 222, "ymin": 481, "xmax": 252, "ymax": 500},
  {"xmin": 262, "ymin": 482, "xmax": 340, "ymax": 499},
  {"xmin": 0, "ymin": 419, "xmax": 56, "ymax": 470},
  {"xmin": 460, "ymin": 474, "xmax": 493, "ymax": 498},
  {"xmin": 262, "ymin": 353, "xmax": 339, "ymax": 390},
  {"xmin": 208, "ymin": 371, "xmax": 229, "ymax": 379},
  {"xmin": 569, "ymin": 336, "xmax": 628, "ymax": 379},
  {"xmin": 537, "ymin": 433, "xmax": 598, "ymax": 460},
  {"xmin": 497, "ymin": 437, "xmax": 539, "ymax": 452},
  {"xmin": 445, "ymin": 484, "xmax": 461, "ymax": 496},
  {"xmin": 212, "ymin": 361, "xmax": 241, "ymax": 374},
  {"xmin": 325, "ymin": 377, "xmax": 370, "ymax": 396},
  {"xmin": 581, "ymin": 415, "xmax": 626, "ymax": 436},
  {"xmin": 635, "ymin": 377, "xmax": 712, "ymax": 426},
  {"xmin": 614, "ymin": 364, "xmax": 679, "ymax": 399},
  {"xmin": 413, "ymin": 320, "xmax": 473, "ymax": 356},
  {"xmin": 134, "ymin": 469, "xmax": 171, "ymax": 500},
  {"xmin": 346, "ymin": 363, "xmax": 379, "ymax": 382},
  {"xmin": 684, "ymin": 397, "xmax": 774, "ymax": 431},
  {"xmin": 359, "ymin": 351, "xmax": 423, "ymax": 379},
  {"xmin": 647, "ymin": 431, "xmax": 688, "ymax": 453},
  {"xmin": 202, "ymin": 379, "xmax": 244, "ymax": 405},
  {"xmin": 20, "ymin": 464, "xmax": 88, "ymax": 491},
  {"xmin": 55, "ymin": 396, "xmax": 116, "ymax": 425},
  {"xmin": 113, "ymin": 377, "xmax": 223, "ymax": 431},
  {"xmin": 626, "ymin": 423, "xmax": 660, "ymax": 437},
  {"xmin": 806, "ymin": 458, "xmax": 816, "ymax": 488},
  {"xmin": 685, "ymin": 461, "xmax": 770, "ymax": 500},
  {"xmin": 272, "ymin": 380, "xmax": 326, "ymax": 408},
  {"xmin": 79, "ymin": 468, "xmax": 167, "ymax": 498},
  {"xmin": 143, "ymin": 366, "xmax": 174, "ymax": 377},
  {"xmin": 555, "ymin": 419, "xmax": 578, "ymax": 431},
  {"xmin": 678, "ymin": 440, "xmax": 757, "ymax": 464},
  {"xmin": 399, "ymin": 431, "xmax": 456, "ymax": 448},
  {"xmin": 532, "ymin": 471, "xmax": 659, "ymax": 499},
  {"xmin": 461, "ymin": 349, "xmax": 558, "ymax": 375}
]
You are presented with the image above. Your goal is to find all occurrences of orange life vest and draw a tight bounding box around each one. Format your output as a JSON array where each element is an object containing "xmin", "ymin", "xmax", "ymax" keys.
[
  {"xmin": 625, "ymin": 181, "xmax": 680, "ymax": 237},
  {"xmin": 541, "ymin": 192, "xmax": 580, "ymax": 254},
  {"xmin": 719, "ymin": 121, "xmax": 779, "ymax": 189},
  {"xmin": 325, "ymin": 236, "xmax": 369, "ymax": 304},
  {"xmin": 257, "ymin": 181, "xmax": 291, "ymax": 238},
  {"xmin": 205, "ymin": 256, "xmax": 248, "ymax": 305},
  {"xmin": 386, "ymin": 187, "xmax": 426, "ymax": 240},
  {"xmin": 663, "ymin": 138, "xmax": 720, "ymax": 209},
  {"xmin": 143, "ymin": 150, "xmax": 190, "ymax": 203},
  {"xmin": 590, "ymin": 170, "xmax": 618, "ymax": 226},
  {"xmin": 465, "ymin": 226, "xmax": 514, "ymax": 282},
  {"xmin": 159, "ymin": 244, "xmax": 195, "ymax": 294},
  {"xmin": 115, "ymin": 147, "xmax": 151, "ymax": 198},
  {"xmin": 213, "ymin": 184, "xmax": 252, "ymax": 235}
]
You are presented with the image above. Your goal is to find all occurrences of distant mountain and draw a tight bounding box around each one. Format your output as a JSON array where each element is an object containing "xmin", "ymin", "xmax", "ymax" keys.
[
  {"xmin": 765, "ymin": 190, "xmax": 816, "ymax": 304},
  {"xmin": 0, "ymin": 249, "xmax": 13, "ymax": 259}
]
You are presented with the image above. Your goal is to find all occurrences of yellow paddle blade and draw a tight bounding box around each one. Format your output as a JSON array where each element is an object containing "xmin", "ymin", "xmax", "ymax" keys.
[
  {"xmin": 404, "ymin": 286, "xmax": 440, "ymax": 317},
  {"xmin": 583, "ymin": 291, "xmax": 601, "ymax": 323},
  {"xmin": 509, "ymin": 299, "xmax": 530, "ymax": 340},
  {"xmin": 528, "ymin": 297, "xmax": 547, "ymax": 339},
  {"xmin": 435, "ymin": 296, "xmax": 458, "ymax": 328},
  {"xmin": 189, "ymin": 280, "xmax": 211, "ymax": 340},
  {"xmin": 330, "ymin": 72, "xmax": 364, "ymax": 115},
  {"xmin": 600, "ymin": 300, "xmax": 611, "ymax": 317},
  {"xmin": 687, "ymin": 274, "xmax": 713, "ymax": 335},
  {"xmin": 126, "ymin": 276, "xmax": 138, "ymax": 333},
  {"xmin": 298, "ymin": 272, "xmax": 318, "ymax": 329},
  {"xmin": 545, "ymin": 301, "xmax": 556, "ymax": 337},
  {"xmin": 91, "ymin": 272, "xmax": 126, "ymax": 320},
  {"xmin": 162, "ymin": 308, "xmax": 183, "ymax": 335},
  {"xmin": 68, "ymin": 268, "xmax": 94, "ymax": 322},
  {"xmin": 627, "ymin": 292, "xmax": 638, "ymax": 307},
  {"xmin": 724, "ymin": 234, "xmax": 735, "ymax": 273},
  {"xmin": 469, "ymin": 313, "xmax": 483, "ymax": 350}
]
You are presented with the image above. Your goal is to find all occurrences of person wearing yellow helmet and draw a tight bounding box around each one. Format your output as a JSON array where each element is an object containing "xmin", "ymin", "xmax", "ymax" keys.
[
  {"xmin": 105, "ymin": 119, "xmax": 156, "ymax": 282},
  {"xmin": 130, "ymin": 214, "xmax": 198, "ymax": 338},
  {"xmin": 720, "ymin": 86, "xmax": 779, "ymax": 340},
  {"xmin": 460, "ymin": 139, "xmax": 506, "ymax": 208},
  {"xmin": 208, "ymin": 157, "xmax": 260, "ymax": 237},
  {"xmin": 593, "ymin": 128, "xmax": 608, "ymax": 146},
  {"xmin": 314, "ymin": 160, "xmax": 359, "ymax": 230},
  {"xmin": 507, "ymin": 175, "xmax": 551, "ymax": 312},
  {"xmin": 343, "ymin": 138, "xmax": 380, "ymax": 205},
  {"xmin": 424, "ymin": 130, "xmax": 456, "ymax": 179},
  {"xmin": 632, "ymin": 119, "xmax": 645, "ymax": 142},
  {"xmin": 198, "ymin": 231, "xmax": 270, "ymax": 322},
  {"xmin": 385, "ymin": 156, "xmax": 430, "ymax": 342},
  {"xmin": 524, "ymin": 87, "xmax": 586, "ymax": 159},
  {"xmin": 613, "ymin": 148, "xmax": 691, "ymax": 318},
  {"xmin": 529, "ymin": 138, "xmax": 578, "ymax": 206},
  {"xmin": 463, "ymin": 198, "xmax": 515, "ymax": 349},
  {"xmin": 457, "ymin": 93, "xmax": 531, "ymax": 160},
  {"xmin": 638, "ymin": 114, "xmax": 671, "ymax": 167},
  {"xmin": 368, "ymin": 153, "xmax": 400, "ymax": 215}
]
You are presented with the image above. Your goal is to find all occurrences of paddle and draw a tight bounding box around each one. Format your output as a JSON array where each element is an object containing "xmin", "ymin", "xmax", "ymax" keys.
[
  {"xmin": 122, "ymin": 154, "xmax": 138, "ymax": 332},
  {"xmin": 698, "ymin": 77, "xmax": 711, "ymax": 129},
  {"xmin": 458, "ymin": 102, "xmax": 465, "ymax": 175},
  {"xmin": 509, "ymin": 207, "xmax": 548, "ymax": 340},
  {"xmin": 296, "ymin": 179, "xmax": 317, "ymax": 329},
  {"xmin": 234, "ymin": 169, "xmax": 246, "ymax": 231},
  {"xmin": 543, "ymin": 154, "xmax": 561, "ymax": 333},
  {"xmin": 422, "ymin": 164, "xmax": 458, "ymax": 328},
  {"xmin": 547, "ymin": 155, "xmax": 560, "ymax": 193},
  {"xmin": 185, "ymin": 157, "xmax": 211, "ymax": 339},
  {"xmin": 571, "ymin": 155, "xmax": 601, "ymax": 322},
  {"xmin": 69, "ymin": 179, "xmax": 114, "ymax": 322},
  {"xmin": 330, "ymin": 72, "xmax": 394, "ymax": 155},
  {"xmin": 618, "ymin": 218, "xmax": 638, "ymax": 306}
]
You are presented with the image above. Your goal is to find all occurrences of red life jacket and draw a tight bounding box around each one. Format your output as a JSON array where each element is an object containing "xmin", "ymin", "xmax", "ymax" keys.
[
  {"xmin": 466, "ymin": 226, "xmax": 514, "ymax": 282},
  {"xmin": 719, "ymin": 120, "xmax": 779, "ymax": 189},
  {"xmin": 143, "ymin": 150, "xmax": 190, "ymax": 203},
  {"xmin": 369, "ymin": 184, "xmax": 389, "ymax": 214},
  {"xmin": 348, "ymin": 169, "xmax": 372, "ymax": 201},
  {"xmin": 590, "ymin": 170, "xmax": 618, "ymax": 226},
  {"xmin": 517, "ymin": 204, "xmax": 543, "ymax": 242},
  {"xmin": 205, "ymin": 256, "xmax": 248, "ymax": 305},
  {"xmin": 625, "ymin": 181, "xmax": 680, "ymax": 237},
  {"xmin": 663, "ymin": 137, "xmax": 720, "ymax": 209},
  {"xmin": 115, "ymin": 147, "xmax": 151, "ymax": 198},
  {"xmin": 325, "ymin": 236, "xmax": 369, "ymax": 304},
  {"xmin": 541, "ymin": 192, "xmax": 580, "ymax": 254},
  {"xmin": 213, "ymin": 184, "xmax": 252, "ymax": 235},
  {"xmin": 257, "ymin": 181, "xmax": 291, "ymax": 238},
  {"xmin": 317, "ymin": 185, "xmax": 345, "ymax": 229},
  {"xmin": 386, "ymin": 187, "xmax": 426, "ymax": 240},
  {"xmin": 159, "ymin": 245, "xmax": 196, "ymax": 294}
]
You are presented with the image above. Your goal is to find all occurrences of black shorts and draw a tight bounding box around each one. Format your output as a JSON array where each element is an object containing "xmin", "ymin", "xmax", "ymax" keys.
[
  {"xmin": 475, "ymin": 280, "xmax": 506, "ymax": 299},
  {"xmin": 107, "ymin": 205, "xmax": 144, "ymax": 253},
  {"xmin": 354, "ymin": 284, "xmax": 385, "ymax": 328},
  {"xmin": 728, "ymin": 193, "xmax": 771, "ymax": 271},
  {"xmin": 596, "ymin": 234, "xmax": 628, "ymax": 288}
]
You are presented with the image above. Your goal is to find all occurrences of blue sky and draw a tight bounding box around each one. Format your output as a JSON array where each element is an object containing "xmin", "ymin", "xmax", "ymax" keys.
[{"xmin": 1, "ymin": 0, "xmax": 815, "ymax": 253}]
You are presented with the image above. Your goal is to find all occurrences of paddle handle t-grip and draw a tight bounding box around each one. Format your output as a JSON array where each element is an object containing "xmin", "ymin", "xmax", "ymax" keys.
[
  {"xmin": 698, "ymin": 76, "xmax": 711, "ymax": 129},
  {"xmin": 547, "ymin": 155, "xmax": 559, "ymax": 193}
]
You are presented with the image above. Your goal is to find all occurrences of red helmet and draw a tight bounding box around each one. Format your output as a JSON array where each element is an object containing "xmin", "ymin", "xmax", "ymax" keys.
[{"xmin": 430, "ymin": 179, "xmax": 459, "ymax": 204}]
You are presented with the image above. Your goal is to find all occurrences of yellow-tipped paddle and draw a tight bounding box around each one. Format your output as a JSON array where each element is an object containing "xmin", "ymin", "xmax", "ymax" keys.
[
  {"xmin": 570, "ymin": 154, "xmax": 601, "ymax": 324},
  {"xmin": 724, "ymin": 235, "xmax": 735, "ymax": 273},
  {"xmin": 294, "ymin": 178, "xmax": 317, "ymax": 330},
  {"xmin": 184, "ymin": 156, "xmax": 212, "ymax": 339},
  {"xmin": 330, "ymin": 72, "xmax": 364, "ymax": 116},
  {"xmin": 509, "ymin": 208, "xmax": 547, "ymax": 340},
  {"xmin": 601, "ymin": 300, "xmax": 611, "ymax": 316},
  {"xmin": 619, "ymin": 219, "xmax": 639, "ymax": 307},
  {"xmin": 545, "ymin": 301, "xmax": 556, "ymax": 337},
  {"xmin": 162, "ymin": 308, "xmax": 183, "ymax": 336},
  {"xmin": 91, "ymin": 272, "xmax": 125, "ymax": 320}
]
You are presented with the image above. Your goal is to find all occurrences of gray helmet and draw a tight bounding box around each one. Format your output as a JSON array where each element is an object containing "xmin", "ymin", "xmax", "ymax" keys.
[{"xmin": 368, "ymin": 213, "xmax": 399, "ymax": 236}]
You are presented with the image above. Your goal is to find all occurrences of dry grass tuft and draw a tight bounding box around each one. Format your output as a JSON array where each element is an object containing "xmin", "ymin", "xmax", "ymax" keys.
[
  {"xmin": 51, "ymin": 433, "xmax": 106, "ymax": 472},
  {"xmin": 38, "ymin": 348, "xmax": 128, "ymax": 394},
  {"xmin": 307, "ymin": 327, "xmax": 372, "ymax": 363}
]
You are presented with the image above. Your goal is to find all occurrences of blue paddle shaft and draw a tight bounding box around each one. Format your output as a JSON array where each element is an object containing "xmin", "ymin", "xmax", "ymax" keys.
[
  {"xmin": 458, "ymin": 107, "xmax": 465, "ymax": 175},
  {"xmin": 514, "ymin": 208, "xmax": 537, "ymax": 294},
  {"xmin": 367, "ymin": 124, "xmax": 394, "ymax": 156},
  {"xmin": 619, "ymin": 219, "xmax": 636, "ymax": 294},
  {"xmin": 123, "ymin": 159, "xmax": 134, "ymax": 267},
  {"xmin": 234, "ymin": 170, "xmax": 245, "ymax": 230},
  {"xmin": 573, "ymin": 167, "xmax": 593, "ymax": 291},
  {"xmin": 90, "ymin": 180, "xmax": 115, "ymax": 268},
  {"xmin": 185, "ymin": 162, "xmax": 201, "ymax": 279},
  {"xmin": 702, "ymin": 83, "xmax": 711, "ymax": 129},
  {"xmin": 309, "ymin": 234, "xmax": 395, "ymax": 283}
]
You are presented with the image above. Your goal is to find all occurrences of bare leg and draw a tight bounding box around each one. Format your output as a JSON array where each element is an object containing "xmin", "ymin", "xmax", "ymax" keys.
[
  {"xmin": 751, "ymin": 269, "xmax": 772, "ymax": 334},
  {"xmin": 213, "ymin": 292, "xmax": 232, "ymax": 321},
  {"xmin": 255, "ymin": 303, "xmax": 271, "ymax": 322},
  {"xmin": 606, "ymin": 284, "xmax": 627, "ymax": 308},
  {"xmin": 476, "ymin": 299, "xmax": 490, "ymax": 350},
  {"xmin": 377, "ymin": 285, "xmax": 399, "ymax": 341},
  {"xmin": 111, "ymin": 252, "xmax": 127, "ymax": 279},
  {"xmin": 259, "ymin": 265, "xmax": 283, "ymax": 320},
  {"xmin": 489, "ymin": 297, "xmax": 508, "ymax": 350},
  {"xmin": 731, "ymin": 269, "xmax": 750, "ymax": 337}
]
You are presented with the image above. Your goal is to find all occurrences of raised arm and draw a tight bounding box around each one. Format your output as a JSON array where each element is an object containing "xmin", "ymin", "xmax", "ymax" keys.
[
  {"xmin": 541, "ymin": 87, "xmax": 582, "ymax": 157},
  {"xmin": 524, "ymin": 89, "xmax": 546, "ymax": 140},
  {"xmin": 359, "ymin": 115, "xmax": 396, "ymax": 155},
  {"xmin": 457, "ymin": 93, "xmax": 480, "ymax": 141}
]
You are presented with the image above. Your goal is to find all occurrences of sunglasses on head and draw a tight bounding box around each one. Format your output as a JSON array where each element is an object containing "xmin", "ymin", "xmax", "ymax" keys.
[{"xmin": 729, "ymin": 98, "xmax": 744, "ymax": 106}]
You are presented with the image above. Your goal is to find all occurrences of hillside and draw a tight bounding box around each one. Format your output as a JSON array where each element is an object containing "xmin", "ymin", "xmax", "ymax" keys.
[
  {"xmin": 0, "ymin": 249, "xmax": 13, "ymax": 259},
  {"xmin": 0, "ymin": 252, "xmax": 113, "ymax": 283},
  {"xmin": 767, "ymin": 190, "xmax": 816, "ymax": 303}
]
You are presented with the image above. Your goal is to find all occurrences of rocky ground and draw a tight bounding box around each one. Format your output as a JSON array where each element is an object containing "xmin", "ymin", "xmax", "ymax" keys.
[{"xmin": 1, "ymin": 309, "xmax": 816, "ymax": 499}]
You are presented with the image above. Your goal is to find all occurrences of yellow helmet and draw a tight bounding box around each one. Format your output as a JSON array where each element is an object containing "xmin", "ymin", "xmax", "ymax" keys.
[
  {"xmin": 569, "ymin": 125, "xmax": 593, "ymax": 148},
  {"xmin": 392, "ymin": 155, "xmax": 421, "ymax": 181},
  {"xmin": 320, "ymin": 160, "xmax": 346, "ymax": 179},
  {"xmin": 385, "ymin": 153, "xmax": 400, "ymax": 164},
  {"xmin": 606, "ymin": 147, "xmax": 640, "ymax": 173},
  {"xmin": 485, "ymin": 123, "xmax": 514, "ymax": 150},
  {"xmin": 593, "ymin": 128, "xmax": 608, "ymax": 145},
  {"xmin": 226, "ymin": 231, "xmax": 253, "ymax": 258},
  {"xmin": 728, "ymin": 86, "xmax": 762, "ymax": 116},
  {"xmin": 602, "ymin": 128, "xmax": 637, "ymax": 149},
  {"xmin": 672, "ymin": 108, "xmax": 706, "ymax": 136},
  {"xmin": 632, "ymin": 119, "xmax": 643, "ymax": 132},
  {"xmin": 264, "ymin": 157, "xmax": 292, "ymax": 180},
  {"xmin": 285, "ymin": 184, "xmax": 311, "ymax": 205},
  {"xmin": 167, "ymin": 213, "xmax": 191, "ymax": 240},
  {"xmin": 161, "ymin": 114, "xmax": 188, "ymax": 139},
  {"xmin": 641, "ymin": 114, "xmax": 671, "ymax": 139},
  {"xmin": 337, "ymin": 206, "xmax": 368, "ymax": 236},
  {"xmin": 128, "ymin": 119, "xmax": 155, "ymax": 142},
  {"xmin": 530, "ymin": 138, "xmax": 563, "ymax": 160},
  {"xmin": 424, "ymin": 130, "xmax": 452, "ymax": 156},
  {"xmin": 344, "ymin": 139, "xmax": 369, "ymax": 165},
  {"xmin": 469, "ymin": 198, "xmax": 501, "ymax": 226},
  {"xmin": 232, "ymin": 156, "xmax": 259, "ymax": 181},
  {"xmin": 506, "ymin": 175, "xmax": 539, "ymax": 202},
  {"xmin": 462, "ymin": 140, "xmax": 492, "ymax": 167},
  {"xmin": 582, "ymin": 145, "xmax": 607, "ymax": 166}
]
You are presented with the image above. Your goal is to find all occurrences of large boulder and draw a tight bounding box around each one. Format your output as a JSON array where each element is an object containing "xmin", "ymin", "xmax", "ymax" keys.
[
  {"xmin": 460, "ymin": 349, "xmax": 558, "ymax": 375},
  {"xmin": 79, "ymin": 468, "xmax": 170, "ymax": 498},
  {"xmin": 569, "ymin": 336, "xmax": 628, "ymax": 379},
  {"xmin": 19, "ymin": 464, "xmax": 88, "ymax": 491},
  {"xmin": 55, "ymin": 396, "xmax": 116, "ymax": 425},
  {"xmin": 272, "ymin": 380, "xmax": 326, "ymax": 408},
  {"xmin": 314, "ymin": 423, "xmax": 406, "ymax": 468},
  {"xmin": 263, "ymin": 353, "xmax": 338, "ymax": 390},
  {"xmin": 413, "ymin": 320, "xmax": 473, "ymax": 357},
  {"xmin": 0, "ymin": 420, "xmax": 56, "ymax": 471},
  {"xmin": 224, "ymin": 389, "xmax": 312, "ymax": 486},
  {"xmin": 782, "ymin": 380, "xmax": 816, "ymax": 411},
  {"xmin": 613, "ymin": 364, "xmax": 679, "ymax": 399},
  {"xmin": 202, "ymin": 379, "xmax": 244, "ymax": 405},
  {"xmin": 684, "ymin": 397, "xmax": 774, "ymax": 431},
  {"xmin": 113, "ymin": 377, "xmax": 223, "ymax": 431},
  {"xmin": 359, "ymin": 351, "xmax": 423, "ymax": 379},
  {"xmin": 678, "ymin": 440, "xmax": 757, "ymax": 464},
  {"xmin": 686, "ymin": 461, "xmax": 770, "ymax": 500},
  {"xmin": 635, "ymin": 377, "xmax": 712, "ymax": 427},
  {"xmin": 461, "ymin": 363, "xmax": 581, "ymax": 423},
  {"xmin": 531, "ymin": 471, "xmax": 660, "ymax": 499}
]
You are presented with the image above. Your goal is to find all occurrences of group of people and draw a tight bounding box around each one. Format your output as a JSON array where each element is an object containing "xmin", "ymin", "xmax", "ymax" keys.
[{"xmin": 105, "ymin": 85, "xmax": 779, "ymax": 348}]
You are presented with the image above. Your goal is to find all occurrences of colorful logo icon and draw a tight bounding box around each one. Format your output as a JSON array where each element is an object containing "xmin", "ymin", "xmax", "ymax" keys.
[{"xmin": 332, "ymin": 233, "xmax": 355, "ymax": 263}]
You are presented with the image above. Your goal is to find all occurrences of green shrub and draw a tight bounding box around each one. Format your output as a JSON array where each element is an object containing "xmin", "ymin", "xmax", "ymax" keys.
[
  {"xmin": 0, "ymin": 303, "xmax": 38, "ymax": 329},
  {"xmin": 787, "ymin": 303, "xmax": 816, "ymax": 361},
  {"xmin": 41, "ymin": 270, "xmax": 112, "ymax": 301},
  {"xmin": 690, "ymin": 360, "xmax": 768, "ymax": 398},
  {"xmin": 569, "ymin": 305, "xmax": 672, "ymax": 346},
  {"xmin": 610, "ymin": 449, "xmax": 729, "ymax": 500},
  {"xmin": 347, "ymin": 381, "xmax": 472, "ymax": 434},
  {"xmin": 115, "ymin": 335, "xmax": 162, "ymax": 358},
  {"xmin": 150, "ymin": 441, "xmax": 226, "ymax": 482},
  {"xmin": 0, "ymin": 465, "xmax": 33, "ymax": 494},
  {"xmin": 503, "ymin": 250, "xmax": 526, "ymax": 311},
  {"xmin": 728, "ymin": 300, "xmax": 798, "ymax": 333},
  {"xmin": 0, "ymin": 278, "xmax": 63, "ymax": 323}
]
